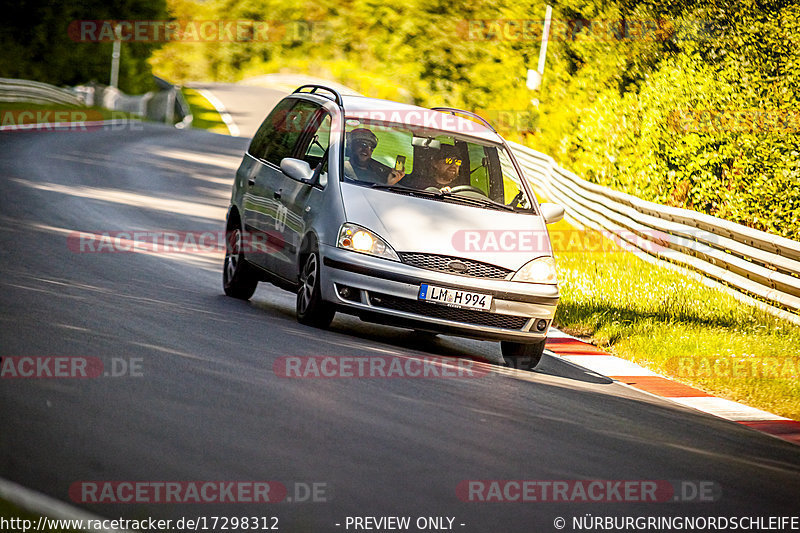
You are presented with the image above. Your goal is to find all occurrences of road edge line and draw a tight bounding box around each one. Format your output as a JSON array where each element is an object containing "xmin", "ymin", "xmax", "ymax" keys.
[{"xmin": 194, "ymin": 88, "xmax": 240, "ymax": 137}]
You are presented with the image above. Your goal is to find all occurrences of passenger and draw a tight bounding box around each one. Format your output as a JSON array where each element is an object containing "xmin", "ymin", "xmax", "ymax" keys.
[{"xmin": 343, "ymin": 128, "xmax": 405, "ymax": 185}]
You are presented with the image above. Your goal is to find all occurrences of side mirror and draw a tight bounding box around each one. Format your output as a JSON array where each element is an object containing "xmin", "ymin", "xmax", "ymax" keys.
[
  {"xmin": 540, "ymin": 203, "xmax": 565, "ymax": 225},
  {"xmin": 280, "ymin": 158, "xmax": 315, "ymax": 183}
]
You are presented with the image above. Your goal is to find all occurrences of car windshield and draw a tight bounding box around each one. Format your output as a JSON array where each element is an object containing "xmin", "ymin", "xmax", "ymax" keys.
[{"xmin": 341, "ymin": 117, "xmax": 536, "ymax": 212}]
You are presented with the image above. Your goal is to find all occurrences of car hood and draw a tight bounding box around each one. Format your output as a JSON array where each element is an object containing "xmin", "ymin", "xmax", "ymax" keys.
[{"xmin": 340, "ymin": 183, "xmax": 553, "ymax": 271}]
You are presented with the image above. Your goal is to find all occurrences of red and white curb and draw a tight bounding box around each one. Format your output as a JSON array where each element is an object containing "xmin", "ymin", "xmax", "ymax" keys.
[{"xmin": 544, "ymin": 329, "xmax": 800, "ymax": 445}]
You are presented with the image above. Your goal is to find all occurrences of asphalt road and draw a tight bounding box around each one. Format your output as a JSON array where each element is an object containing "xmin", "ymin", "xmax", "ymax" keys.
[
  {"xmin": 187, "ymin": 82, "xmax": 289, "ymax": 138},
  {"xmin": 1, "ymin": 122, "xmax": 799, "ymax": 532}
]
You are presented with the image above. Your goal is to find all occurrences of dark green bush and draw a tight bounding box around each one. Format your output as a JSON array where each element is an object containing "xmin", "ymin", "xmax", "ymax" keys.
[
  {"xmin": 1, "ymin": 0, "xmax": 167, "ymax": 94},
  {"xmin": 535, "ymin": 0, "xmax": 800, "ymax": 238}
]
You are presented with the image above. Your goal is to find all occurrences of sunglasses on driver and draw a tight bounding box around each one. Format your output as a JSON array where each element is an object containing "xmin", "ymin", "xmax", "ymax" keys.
[{"xmin": 352, "ymin": 140, "xmax": 376, "ymax": 150}]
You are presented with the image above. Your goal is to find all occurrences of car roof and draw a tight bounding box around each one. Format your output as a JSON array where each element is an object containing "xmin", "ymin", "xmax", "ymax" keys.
[{"xmin": 339, "ymin": 95, "xmax": 503, "ymax": 144}]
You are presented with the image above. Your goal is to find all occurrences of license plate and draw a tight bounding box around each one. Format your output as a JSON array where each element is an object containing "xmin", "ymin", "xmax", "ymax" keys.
[{"xmin": 418, "ymin": 284, "xmax": 492, "ymax": 311}]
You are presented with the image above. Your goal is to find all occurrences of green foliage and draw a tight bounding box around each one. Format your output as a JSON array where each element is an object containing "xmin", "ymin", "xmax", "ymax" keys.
[
  {"xmin": 537, "ymin": 0, "xmax": 800, "ymax": 238},
  {"xmin": 150, "ymin": 0, "xmax": 799, "ymax": 237},
  {"xmin": 1, "ymin": 0, "xmax": 168, "ymax": 93}
]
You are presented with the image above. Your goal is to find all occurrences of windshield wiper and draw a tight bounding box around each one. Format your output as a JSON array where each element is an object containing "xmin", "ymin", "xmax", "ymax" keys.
[
  {"xmin": 438, "ymin": 191, "xmax": 514, "ymax": 211},
  {"xmin": 369, "ymin": 184, "xmax": 445, "ymax": 199},
  {"xmin": 370, "ymin": 184, "xmax": 514, "ymax": 211},
  {"xmin": 343, "ymin": 175, "xmax": 378, "ymax": 186}
]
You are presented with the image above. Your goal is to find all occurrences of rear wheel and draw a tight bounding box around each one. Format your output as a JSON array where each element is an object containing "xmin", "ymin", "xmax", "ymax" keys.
[
  {"xmin": 223, "ymin": 223, "xmax": 258, "ymax": 300},
  {"xmin": 297, "ymin": 247, "xmax": 336, "ymax": 328},
  {"xmin": 501, "ymin": 340, "xmax": 546, "ymax": 370}
]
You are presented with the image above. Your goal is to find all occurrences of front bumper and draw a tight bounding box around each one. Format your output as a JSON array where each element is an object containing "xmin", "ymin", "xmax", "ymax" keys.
[{"xmin": 320, "ymin": 244, "xmax": 559, "ymax": 343}]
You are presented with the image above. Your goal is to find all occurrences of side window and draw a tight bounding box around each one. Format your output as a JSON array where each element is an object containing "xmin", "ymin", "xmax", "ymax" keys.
[
  {"xmin": 496, "ymin": 149, "xmax": 532, "ymax": 209},
  {"xmin": 248, "ymin": 99, "xmax": 319, "ymax": 166},
  {"xmin": 248, "ymin": 98, "xmax": 294, "ymax": 159},
  {"xmin": 263, "ymin": 100, "xmax": 319, "ymax": 166},
  {"xmin": 297, "ymin": 112, "xmax": 332, "ymax": 186},
  {"xmin": 299, "ymin": 112, "xmax": 331, "ymax": 166},
  {"xmin": 468, "ymin": 144, "xmax": 490, "ymax": 192}
]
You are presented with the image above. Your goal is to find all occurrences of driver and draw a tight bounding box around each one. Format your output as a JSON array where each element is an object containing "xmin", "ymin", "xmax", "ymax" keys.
[
  {"xmin": 396, "ymin": 144, "xmax": 464, "ymax": 190},
  {"xmin": 344, "ymin": 128, "xmax": 405, "ymax": 185},
  {"xmin": 430, "ymin": 146, "xmax": 462, "ymax": 188}
]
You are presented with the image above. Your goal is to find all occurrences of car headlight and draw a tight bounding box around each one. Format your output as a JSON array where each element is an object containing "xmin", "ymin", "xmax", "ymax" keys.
[
  {"xmin": 337, "ymin": 223, "xmax": 399, "ymax": 261},
  {"xmin": 511, "ymin": 256, "xmax": 558, "ymax": 284}
]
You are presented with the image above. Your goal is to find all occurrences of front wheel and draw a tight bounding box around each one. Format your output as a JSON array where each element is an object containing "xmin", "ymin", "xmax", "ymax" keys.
[
  {"xmin": 297, "ymin": 249, "xmax": 336, "ymax": 328},
  {"xmin": 223, "ymin": 225, "xmax": 258, "ymax": 300},
  {"xmin": 501, "ymin": 340, "xmax": 546, "ymax": 370}
]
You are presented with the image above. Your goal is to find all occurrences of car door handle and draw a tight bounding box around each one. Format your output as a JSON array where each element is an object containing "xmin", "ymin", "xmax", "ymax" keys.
[
  {"xmin": 248, "ymin": 177, "xmax": 255, "ymax": 186},
  {"xmin": 274, "ymin": 189, "xmax": 282, "ymax": 199}
]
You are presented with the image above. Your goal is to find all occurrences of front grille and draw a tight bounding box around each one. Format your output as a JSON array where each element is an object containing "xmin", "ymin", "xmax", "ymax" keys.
[
  {"xmin": 398, "ymin": 252, "xmax": 512, "ymax": 280},
  {"xmin": 368, "ymin": 292, "xmax": 528, "ymax": 330}
]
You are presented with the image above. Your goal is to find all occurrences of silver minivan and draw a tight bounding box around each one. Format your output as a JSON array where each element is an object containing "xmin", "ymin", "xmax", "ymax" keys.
[{"xmin": 224, "ymin": 85, "xmax": 564, "ymax": 368}]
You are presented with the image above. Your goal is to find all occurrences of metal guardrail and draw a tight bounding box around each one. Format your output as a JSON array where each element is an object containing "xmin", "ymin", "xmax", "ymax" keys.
[
  {"xmin": 77, "ymin": 82, "xmax": 192, "ymax": 128},
  {"xmin": 510, "ymin": 141, "xmax": 800, "ymax": 324},
  {"xmin": 1, "ymin": 78, "xmax": 192, "ymax": 128},
  {"xmin": 0, "ymin": 77, "xmax": 84, "ymax": 106}
]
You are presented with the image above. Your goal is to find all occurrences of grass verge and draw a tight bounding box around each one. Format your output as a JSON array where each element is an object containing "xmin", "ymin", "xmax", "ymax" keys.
[
  {"xmin": 550, "ymin": 218, "xmax": 800, "ymax": 421},
  {"xmin": 181, "ymin": 88, "xmax": 229, "ymax": 134}
]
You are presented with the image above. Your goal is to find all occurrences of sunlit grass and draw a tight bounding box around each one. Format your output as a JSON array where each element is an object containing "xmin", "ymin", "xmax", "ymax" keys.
[
  {"xmin": 551, "ymin": 220, "xmax": 800, "ymax": 420},
  {"xmin": 181, "ymin": 88, "xmax": 230, "ymax": 134}
]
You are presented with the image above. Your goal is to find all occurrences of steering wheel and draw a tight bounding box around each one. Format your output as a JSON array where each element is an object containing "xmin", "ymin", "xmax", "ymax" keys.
[{"xmin": 449, "ymin": 185, "xmax": 488, "ymax": 197}]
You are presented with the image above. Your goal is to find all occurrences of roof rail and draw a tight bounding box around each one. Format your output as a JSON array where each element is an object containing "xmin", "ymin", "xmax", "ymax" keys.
[
  {"xmin": 293, "ymin": 85, "xmax": 344, "ymax": 106},
  {"xmin": 430, "ymin": 107, "xmax": 497, "ymax": 134}
]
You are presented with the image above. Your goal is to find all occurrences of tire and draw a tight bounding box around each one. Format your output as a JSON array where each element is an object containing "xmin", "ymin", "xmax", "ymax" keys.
[
  {"xmin": 501, "ymin": 340, "xmax": 546, "ymax": 370},
  {"xmin": 296, "ymin": 247, "xmax": 336, "ymax": 328},
  {"xmin": 223, "ymin": 223, "xmax": 258, "ymax": 300}
]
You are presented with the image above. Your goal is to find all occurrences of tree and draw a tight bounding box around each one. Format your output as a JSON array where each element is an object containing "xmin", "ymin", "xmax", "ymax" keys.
[{"xmin": 0, "ymin": 0, "xmax": 168, "ymax": 93}]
